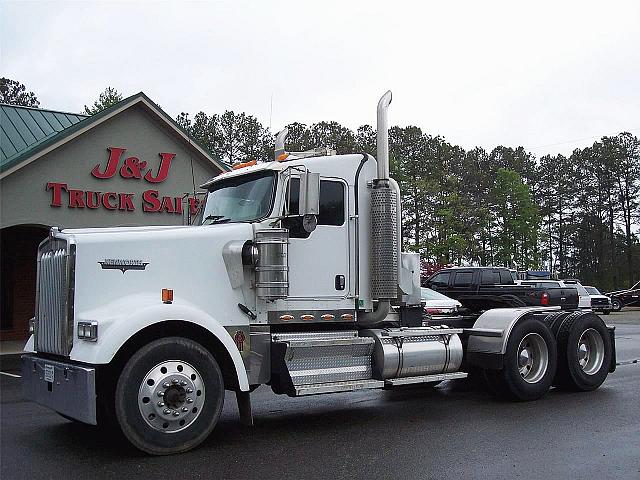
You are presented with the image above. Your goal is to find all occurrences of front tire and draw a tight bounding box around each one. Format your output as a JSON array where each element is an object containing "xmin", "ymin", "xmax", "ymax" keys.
[
  {"xmin": 485, "ymin": 318, "xmax": 557, "ymax": 401},
  {"xmin": 554, "ymin": 313, "xmax": 612, "ymax": 391},
  {"xmin": 611, "ymin": 298, "xmax": 622, "ymax": 312},
  {"xmin": 115, "ymin": 337, "xmax": 224, "ymax": 455}
]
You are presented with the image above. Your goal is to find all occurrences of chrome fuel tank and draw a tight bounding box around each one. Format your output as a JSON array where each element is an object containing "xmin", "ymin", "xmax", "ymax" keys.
[{"xmin": 361, "ymin": 327, "xmax": 463, "ymax": 380}]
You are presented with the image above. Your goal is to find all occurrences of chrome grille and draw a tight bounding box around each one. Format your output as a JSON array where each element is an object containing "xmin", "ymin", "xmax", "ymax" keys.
[{"xmin": 34, "ymin": 235, "xmax": 75, "ymax": 356}]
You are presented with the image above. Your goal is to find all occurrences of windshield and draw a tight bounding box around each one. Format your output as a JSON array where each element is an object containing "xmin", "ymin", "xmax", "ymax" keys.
[
  {"xmin": 201, "ymin": 171, "xmax": 276, "ymax": 225},
  {"xmin": 585, "ymin": 286, "xmax": 601, "ymax": 295}
]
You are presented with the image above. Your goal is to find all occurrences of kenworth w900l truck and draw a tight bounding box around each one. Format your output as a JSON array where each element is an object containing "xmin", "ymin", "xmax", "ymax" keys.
[{"xmin": 22, "ymin": 92, "xmax": 616, "ymax": 455}]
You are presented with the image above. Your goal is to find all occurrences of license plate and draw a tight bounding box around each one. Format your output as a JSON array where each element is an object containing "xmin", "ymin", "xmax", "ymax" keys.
[{"xmin": 44, "ymin": 364, "xmax": 55, "ymax": 383}]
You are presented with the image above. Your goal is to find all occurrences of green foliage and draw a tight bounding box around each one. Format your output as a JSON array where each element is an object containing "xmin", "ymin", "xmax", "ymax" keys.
[
  {"xmin": 0, "ymin": 77, "xmax": 40, "ymax": 107},
  {"xmin": 84, "ymin": 87, "xmax": 123, "ymax": 115}
]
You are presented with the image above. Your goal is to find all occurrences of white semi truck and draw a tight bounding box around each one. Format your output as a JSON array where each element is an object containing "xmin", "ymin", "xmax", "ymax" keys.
[{"xmin": 22, "ymin": 92, "xmax": 616, "ymax": 455}]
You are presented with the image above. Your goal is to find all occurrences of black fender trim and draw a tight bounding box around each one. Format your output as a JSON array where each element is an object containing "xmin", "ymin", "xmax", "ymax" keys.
[
  {"xmin": 466, "ymin": 351, "xmax": 504, "ymax": 370},
  {"xmin": 608, "ymin": 325, "xmax": 617, "ymax": 373}
]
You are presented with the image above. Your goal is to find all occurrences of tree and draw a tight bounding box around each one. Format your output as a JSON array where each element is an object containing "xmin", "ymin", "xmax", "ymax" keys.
[
  {"xmin": 492, "ymin": 169, "xmax": 540, "ymax": 269},
  {"xmin": 0, "ymin": 78, "xmax": 40, "ymax": 107},
  {"xmin": 84, "ymin": 87, "xmax": 123, "ymax": 115}
]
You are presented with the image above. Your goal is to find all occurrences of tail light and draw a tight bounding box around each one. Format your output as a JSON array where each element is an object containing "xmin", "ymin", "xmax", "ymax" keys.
[{"xmin": 541, "ymin": 292, "xmax": 549, "ymax": 305}]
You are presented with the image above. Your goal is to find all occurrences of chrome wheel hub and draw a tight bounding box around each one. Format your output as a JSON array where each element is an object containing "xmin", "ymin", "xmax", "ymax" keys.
[
  {"xmin": 517, "ymin": 333, "xmax": 548, "ymax": 384},
  {"xmin": 577, "ymin": 328, "xmax": 605, "ymax": 375},
  {"xmin": 138, "ymin": 360, "xmax": 205, "ymax": 433}
]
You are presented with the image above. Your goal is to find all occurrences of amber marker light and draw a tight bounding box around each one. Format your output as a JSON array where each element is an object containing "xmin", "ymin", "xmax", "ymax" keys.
[
  {"xmin": 300, "ymin": 314, "xmax": 315, "ymax": 321},
  {"xmin": 276, "ymin": 153, "xmax": 289, "ymax": 161},
  {"xmin": 162, "ymin": 288, "xmax": 174, "ymax": 304},
  {"xmin": 341, "ymin": 313, "xmax": 354, "ymax": 321},
  {"xmin": 232, "ymin": 159, "xmax": 257, "ymax": 170},
  {"xmin": 321, "ymin": 314, "xmax": 335, "ymax": 321}
]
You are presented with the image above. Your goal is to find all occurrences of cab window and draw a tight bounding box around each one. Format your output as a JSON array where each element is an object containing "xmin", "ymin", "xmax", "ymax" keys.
[{"xmin": 285, "ymin": 178, "xmax": 345, "ymax": 237}]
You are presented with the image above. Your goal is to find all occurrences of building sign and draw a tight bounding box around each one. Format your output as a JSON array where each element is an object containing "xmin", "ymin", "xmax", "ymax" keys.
[{"xmin": 46, "ymin": 147, "xmax": 201, "ymax": 215}]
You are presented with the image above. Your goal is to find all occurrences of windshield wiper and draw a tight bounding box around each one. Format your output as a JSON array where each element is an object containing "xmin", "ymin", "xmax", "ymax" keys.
[{"xmin": 203, "ymin": 215, "xmax": 231, "ymax": 225}]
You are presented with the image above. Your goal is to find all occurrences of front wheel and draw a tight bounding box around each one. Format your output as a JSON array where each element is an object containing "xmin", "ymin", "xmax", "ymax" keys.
[
  {"xmin": 484, "ymin": 318, "xmax": 557, "ymax": 401},
  {"xmin": 611, "ymin": 298, "xmax": 622, "ymax": 312},
  {"xmin": 115, "ymin": 337, "xmax": 224, "ymax": 455}
]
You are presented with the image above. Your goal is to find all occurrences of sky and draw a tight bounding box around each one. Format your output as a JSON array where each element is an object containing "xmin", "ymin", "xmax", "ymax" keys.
[{"xmin": 2, "ymin": 0, "xmax": 639, "ymax": 157}]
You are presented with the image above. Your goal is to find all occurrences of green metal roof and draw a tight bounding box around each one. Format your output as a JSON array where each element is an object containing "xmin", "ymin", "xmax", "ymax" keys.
[
  {"xmin": 0, "ymin": 92, "xmax": 228, "ymax": 175},
  {"xmin": 0, "ymin": 104, "xmax": 87, "ymax": 170}
]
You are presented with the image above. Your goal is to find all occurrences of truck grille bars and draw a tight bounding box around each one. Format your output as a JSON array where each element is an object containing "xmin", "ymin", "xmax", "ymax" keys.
[{"xmin": 34, "ymin": 235, "xmax": 75, "ymax": 356}]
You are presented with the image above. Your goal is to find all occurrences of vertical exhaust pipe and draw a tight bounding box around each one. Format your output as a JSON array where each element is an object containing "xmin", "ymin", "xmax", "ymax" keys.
[
  {"xmin": 366, "ymin": 90, "xmax": 398, "ymax": 313},
  {"xmin": 376, "ymin": 90, "xmax": 392, "ymax": 181},
  {"xmin": 360, "ymin": 90, "xmax": 396, "ymax": 325}
]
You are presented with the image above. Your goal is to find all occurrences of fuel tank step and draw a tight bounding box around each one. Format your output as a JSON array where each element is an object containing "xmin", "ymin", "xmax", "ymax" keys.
[
  {"xmin": 293, "ymin": 379, "xmax": 385, "ymax": 396},
  {"xmin": 270, "ymin": 331, "xmax": 376, "ymax": 395},
  {"xmin": 384, "ymin": 371, "xmax": 468, "ymax": 386}
]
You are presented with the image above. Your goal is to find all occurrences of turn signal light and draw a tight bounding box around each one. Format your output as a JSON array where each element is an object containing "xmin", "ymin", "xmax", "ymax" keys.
[{"xmin": 162, "ymin": 288, "xmax": 174, "ymax": 304}]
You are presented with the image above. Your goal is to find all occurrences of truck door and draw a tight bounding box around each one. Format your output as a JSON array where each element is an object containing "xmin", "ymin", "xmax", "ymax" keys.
[{"xmin": 283, "ymin": 177, "xmax": 350, "ymax": 299}]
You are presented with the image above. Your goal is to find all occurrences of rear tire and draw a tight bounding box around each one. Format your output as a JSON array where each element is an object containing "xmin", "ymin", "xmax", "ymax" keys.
[
  {"xmin": 485, "ymin": 318, "xmax": 557, "ymax": 401},
  {"xmin": 115, "ymin": 337, "xmax": 224, "ymax": 455},
  {"xmin": 554, "ymin": 313, "xmax": 611, "ymax": 391}
]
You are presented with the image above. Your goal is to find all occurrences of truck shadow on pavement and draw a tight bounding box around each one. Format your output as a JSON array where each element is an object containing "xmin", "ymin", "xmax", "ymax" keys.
[{"xmin": 34, "ymin": 378, "xmax": 619, "ymax": 461}]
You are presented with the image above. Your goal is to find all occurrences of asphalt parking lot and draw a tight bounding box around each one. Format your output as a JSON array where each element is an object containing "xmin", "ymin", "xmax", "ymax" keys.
[{"xmin": 1, "ymin": 309, "xmax": 639, "ymax": 480}]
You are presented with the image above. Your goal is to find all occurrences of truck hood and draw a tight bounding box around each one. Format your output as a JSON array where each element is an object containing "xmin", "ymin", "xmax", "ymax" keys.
[{"xmin": 64, "ymin": 223, "xmax": 254, "ymax": 327}]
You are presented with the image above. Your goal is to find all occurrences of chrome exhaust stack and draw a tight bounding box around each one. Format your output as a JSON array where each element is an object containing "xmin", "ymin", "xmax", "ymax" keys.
[
  {"xmin": 376, "ymin": 90, "xmax": 392, "ymax": 181},
  {"xmin": 361, "ymin": 90, "xmax": 398, "ymax": 326}
]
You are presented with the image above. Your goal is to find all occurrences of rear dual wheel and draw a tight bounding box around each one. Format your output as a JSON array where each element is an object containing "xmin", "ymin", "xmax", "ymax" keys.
[{"xmin": 554, "ymin": 313, "xmax": 611, "ymax": 391}]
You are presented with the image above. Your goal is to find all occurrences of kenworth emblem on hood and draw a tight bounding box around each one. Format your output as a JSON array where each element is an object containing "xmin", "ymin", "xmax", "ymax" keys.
[{"xmin": 98, "ymin": 259, "xmax": 149, "ymax": 273}]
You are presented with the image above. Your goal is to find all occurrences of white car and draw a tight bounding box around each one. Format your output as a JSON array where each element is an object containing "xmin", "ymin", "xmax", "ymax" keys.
[
  {"xmin": 421, "ymin": 287, "xmax": 462, "ymax": 315},
  {"xmin": 584, "ymin": 286, "xmax": 613, "ymax": 315}
]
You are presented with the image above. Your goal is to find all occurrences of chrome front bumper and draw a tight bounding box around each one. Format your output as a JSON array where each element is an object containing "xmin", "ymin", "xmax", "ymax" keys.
[{"xmin": 21, "ymin": 354, "xmax": 97, "ymax": 425}]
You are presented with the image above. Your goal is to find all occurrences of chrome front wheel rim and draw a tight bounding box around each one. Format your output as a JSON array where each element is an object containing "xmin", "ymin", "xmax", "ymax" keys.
[
  {"xmin": 138, "ymin": 360, "xmax": 205, "ymax": 433},
  {"xmin": 577, "ymin": 328, "xmax": 605, "ymax": 375},
  {"xmin": 517, "ymin": 333, "xmax": 549, "ymax": 384}
]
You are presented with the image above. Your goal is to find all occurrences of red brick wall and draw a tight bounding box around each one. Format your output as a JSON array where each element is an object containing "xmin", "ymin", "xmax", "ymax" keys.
[{"xmin": 1, "ymin": 226, "xmax": 48, "ymax": 341}]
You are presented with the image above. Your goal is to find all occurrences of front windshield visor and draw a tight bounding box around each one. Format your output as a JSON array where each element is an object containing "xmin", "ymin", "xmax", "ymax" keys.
[{"xmin": 201, "ymin": 171, "xmax": 276, "ymax": 225}]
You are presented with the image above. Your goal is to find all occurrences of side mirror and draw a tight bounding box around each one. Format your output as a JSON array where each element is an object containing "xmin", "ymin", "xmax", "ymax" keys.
[
  {"xmin": 299, "ymin": 172, "xmax": 320, "ymax": 215},
  {"xmin": 299, "ymin": 172, "xmax": 319, "ymax": 232}
]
